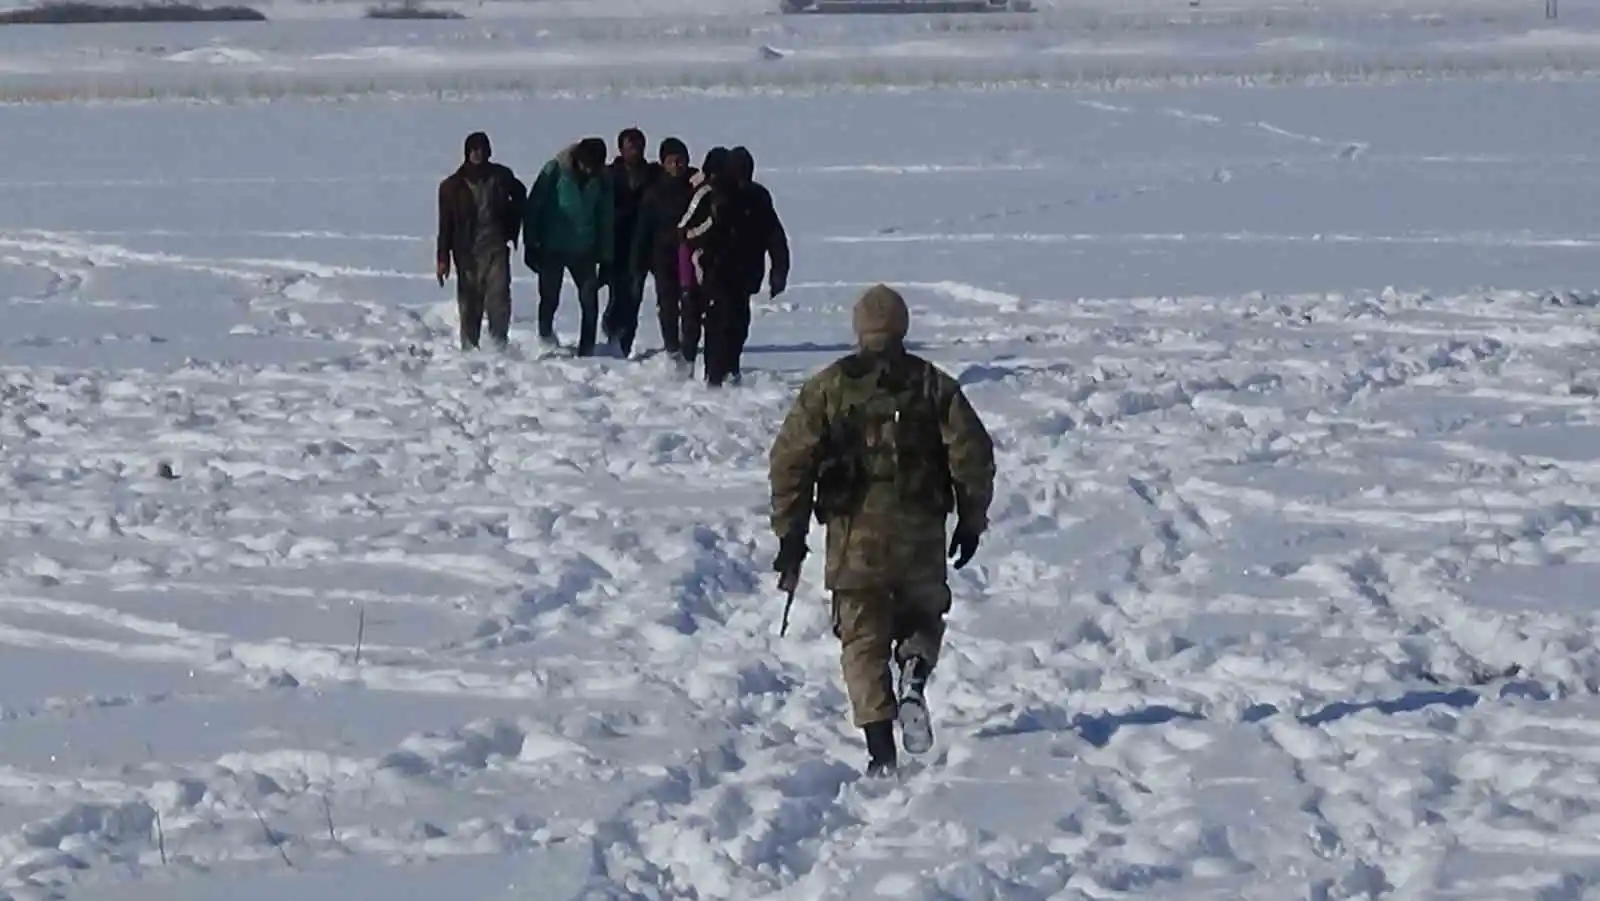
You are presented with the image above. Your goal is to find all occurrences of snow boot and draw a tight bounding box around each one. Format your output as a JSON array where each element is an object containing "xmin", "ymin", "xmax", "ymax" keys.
[
  {"xmin": 897, "ymin": 654, "xmax": 934, "ymax": 755},
  {"xmin": 864, "ymin": 719, "xmax": 897, "ymax": 777}
]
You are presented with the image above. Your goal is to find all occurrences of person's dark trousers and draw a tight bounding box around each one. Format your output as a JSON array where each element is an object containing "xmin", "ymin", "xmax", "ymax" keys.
[
  {"xmin": 701, "ymin": 287, "xmax": 737, "ymax": 388},
  {"xmin": 535, "ymin": 253, "xmax": 601, "ymax": 356},
  {"xmin": 455, "ymin": 246, "xmax": 512, "ymax": 351},
  {"xmin": 726, "ymin": 291, "xmax": 753, "ymax": 379},
  {"xmin": 457, "ymin": 271, "xmax": 484, "ymax": 350},
  {"xmin": 603, "ymin": 273, "xmax": 647, "ymax": 357},
  {"xmin": 651, "ymin": 263, "xmax": 683, "ymax": 356}
]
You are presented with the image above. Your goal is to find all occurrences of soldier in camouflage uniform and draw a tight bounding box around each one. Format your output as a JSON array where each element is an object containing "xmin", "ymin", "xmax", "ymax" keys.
[{"xmin": 767, "ymin": 283, "xmax": 996, "ymax": 776}]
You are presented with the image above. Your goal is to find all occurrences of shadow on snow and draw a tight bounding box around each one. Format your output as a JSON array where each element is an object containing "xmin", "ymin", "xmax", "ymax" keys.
[{"xmin": 976, "ymin": 673, "xmax": 1555, "ymax": 747}]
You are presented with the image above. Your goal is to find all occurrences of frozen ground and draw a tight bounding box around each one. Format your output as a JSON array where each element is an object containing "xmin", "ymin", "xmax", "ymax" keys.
[
  {"xmin": 0, "ymin": 0, "xmax": 1596, "ymax": 101},
  {"xmin": 7, "ymin": 10, "xmax": 1600, "ymax": 901}
]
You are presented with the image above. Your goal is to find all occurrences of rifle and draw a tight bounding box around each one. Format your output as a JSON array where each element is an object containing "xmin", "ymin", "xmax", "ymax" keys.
[
  {"xmin": 777, "ymin": 568, "xmax": 800, "ymax": 637},
  {"xmin": 773, "ymin": 532, "xmax": 808, "ymax": 637}
]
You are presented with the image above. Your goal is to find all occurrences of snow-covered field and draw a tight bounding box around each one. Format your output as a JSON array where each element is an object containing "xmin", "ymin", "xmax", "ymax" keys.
[
  {"xmin": 0, "ymin": 0, "xmax": 1596, "ymax": 101},
  {"xmin": 6, "ymin": 4, "xmax": 1600, "ymax": 900}
]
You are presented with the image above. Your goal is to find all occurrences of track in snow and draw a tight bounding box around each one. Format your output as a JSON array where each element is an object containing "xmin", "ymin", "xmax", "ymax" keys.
[{"xmin": 5, "ymin": 81, "xmax": 1600, "ymax": 901}]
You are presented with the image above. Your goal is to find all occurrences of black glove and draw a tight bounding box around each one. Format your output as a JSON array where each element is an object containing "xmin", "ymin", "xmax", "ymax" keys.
[
  {"xmin": 948, "ymin": 526, "xmax": 980, "ymax": 570},
  {"xmin": 774, "ymin": 533, "xmax": 808, "ymax": 576}
]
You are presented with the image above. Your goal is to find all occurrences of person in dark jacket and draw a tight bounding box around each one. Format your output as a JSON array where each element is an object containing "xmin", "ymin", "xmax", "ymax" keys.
[
  {"xmin": 628, "ymin": 137, "xmax": 696, "ymax": 359},
  {"xmin": 436, "ymin": 131, "xmax": 526, "ymax": 351},
  {"xmin": 678, "ymin": 146, "xmax": 738, "ymax": 385},
  {"xmin": 719, "ymin": 145, "xmax": 790, "ymax": 382},
  {"xmin": 523, "ymin": 137, "xmax": 613, "ymax": 357},
  {"xmin": 602, "ymin": 127, "xmax": 663, "ymax": 358}
]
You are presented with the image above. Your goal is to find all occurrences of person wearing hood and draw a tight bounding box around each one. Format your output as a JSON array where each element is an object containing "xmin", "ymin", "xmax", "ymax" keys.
[
  {"xmin": 436, "ymin": 131, "xmax": 526, "ymax": 351},
  {"xmin": 629, "ymin": 136, "xmax": 697, "ymax": 360},
  {"xmin": 766, "ymin": 284, "xmax": 995, "ymax": 777},
  {"xmin": 677, "ymin": 146, "xmax": 739, "ymax": 385},
  {"xmin": 602, "ymin": 127, "xmax": 663, "ymax": 358},
  {"xmin": 523, "ymin": 136, "xmax": 614, "ymax": 357},
  {"xmin": 718, "ymin": 145, "xmax": 791, "ymax": 382}
]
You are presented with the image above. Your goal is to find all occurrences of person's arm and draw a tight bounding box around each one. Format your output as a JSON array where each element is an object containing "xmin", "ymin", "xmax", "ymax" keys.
[
  {"xmin": 522, "ymin": 162, "xmax": 555, "ymax": 267},
  {"xmin": 762, "ymin": 186, "xmax": 790, "ymax": 295},
  {"xmin": 505, "ymin": 170, "xmax": 526, "ymax": 248},
  {"xmin": 436, "ymin": 178, "xmax": 454, "ymax": 282},
  {"xmin": 938, "ymin": 375, "xmax": 996, "ymax": 535},
  {"xmin": 769, "ymin": 375, "xmax": 830, "ymax": 540}
]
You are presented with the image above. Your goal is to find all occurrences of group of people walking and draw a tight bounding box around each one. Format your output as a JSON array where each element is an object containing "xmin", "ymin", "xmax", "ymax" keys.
[
  {"xmin": 435, "ymin": 127, "xmax": 790, "ymax": 387},
  {"xmin": 435, "ymin": 126, "xmax": 990, "ymax": 777}
]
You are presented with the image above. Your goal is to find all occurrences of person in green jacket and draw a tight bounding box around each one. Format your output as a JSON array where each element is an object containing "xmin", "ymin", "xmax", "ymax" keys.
[{"xmin": 523, "ymin": 137, "xmax": 614, "ymax": 357}]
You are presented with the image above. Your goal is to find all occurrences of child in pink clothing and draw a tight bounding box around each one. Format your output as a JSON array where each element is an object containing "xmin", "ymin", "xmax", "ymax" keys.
[{"xmin": 677, "ymin": 241, "xmax": 696, "ymax": 293}]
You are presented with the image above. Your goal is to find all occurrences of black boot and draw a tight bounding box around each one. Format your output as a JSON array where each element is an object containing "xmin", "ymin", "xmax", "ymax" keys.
[{"xmin": 863, "ymin": 720, "xmax": 897, "ymax": 777}]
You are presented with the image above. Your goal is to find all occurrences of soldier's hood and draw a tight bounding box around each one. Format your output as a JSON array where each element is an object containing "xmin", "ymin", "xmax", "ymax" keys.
[{"xmin": 852, "ymin": 284, "xmax": 911, "ymax": 351}]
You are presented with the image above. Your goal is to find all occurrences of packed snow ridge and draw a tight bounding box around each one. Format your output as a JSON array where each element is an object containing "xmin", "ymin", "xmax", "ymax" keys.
[{"xmin": 6, "ymin": 46, "xmax": 1600, "ymax": 901}]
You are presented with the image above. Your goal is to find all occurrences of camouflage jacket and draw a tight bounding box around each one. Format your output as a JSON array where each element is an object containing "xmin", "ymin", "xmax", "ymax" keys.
[{"xmin": 768, "ymin": 348, "xmax": 996, "ymax": 590}]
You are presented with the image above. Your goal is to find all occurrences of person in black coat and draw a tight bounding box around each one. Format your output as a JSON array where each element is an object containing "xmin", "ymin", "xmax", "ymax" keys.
[
  {"xmin": 603, "ymin": 127, "xmax": 663, "ymax": 357},
  {"xmin": 717, "ymin": 145, "xmax": 790, "ymax": 381},
  {"xmin": 630, "ymin": 137, "xmax": 700, "ymax": 360},
  {"xmin": 678, "ymin": 147, "xmax": 740, "ymax": 384}
]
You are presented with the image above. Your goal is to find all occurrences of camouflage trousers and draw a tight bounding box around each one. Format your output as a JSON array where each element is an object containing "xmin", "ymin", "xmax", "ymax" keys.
[
  {"xmin": 832, "ymin": 581, "xmax": 951, "ymax": 727},
  {"xmin": 456, "ymin": 245, "xmax": 512, "ymax": 350}
]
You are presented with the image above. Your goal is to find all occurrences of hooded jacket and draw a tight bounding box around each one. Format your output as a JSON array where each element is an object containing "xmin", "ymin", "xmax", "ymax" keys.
[
  {"xmin": 721, "ymin": 147, "xmax": 791, "ymax": 296},
  {"xmin": 523, "ymin": 141, "xmax": 615, "ymax": 264},
  {"xmin": 767, "ymin": 285, "xmax": 996, "ymax": 590},
  {"xmin": 678, "ymin": 147, "xmax": 735, "ymax": 287}
]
